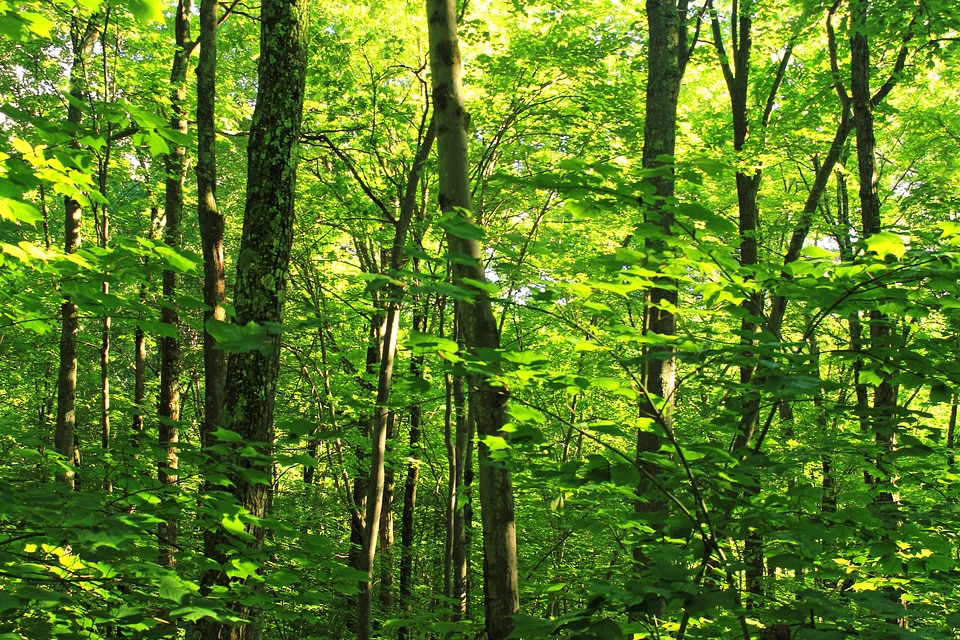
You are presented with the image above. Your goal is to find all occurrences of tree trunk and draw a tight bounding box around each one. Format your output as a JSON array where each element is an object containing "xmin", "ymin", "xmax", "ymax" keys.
[
  {"xmin": 195, "ymin": 2, "xmax": 229, "ymax": 631},
  {"xmin": 378, "ymin": 423, "xmax": 396, "ymax": 614},
  {"xmin": 850, "ymin": 0, "xmax": 900, "ymax": 512},
  {"xmin": 426, "ymin": 3, "xmax": 519, "ymax": 636},
  {"xmin": 452, "ymin": 369, "xmax": 471, "ymax": 619},
  {"xmin": 158, "ymin": 0, "xmax": 191, "ymax": 572},
  {"xmin": 54, "ymin": 14, "xmax": 101, "ymax": 490},
  {"xmin": 849, "ymin": 0, "xmax": 903, "ymax": 625},
  {"xmin": 357, "ymin": 302, "xmax": 400, "ymax": 640},
  {"xmin": 398, "ymin": 308, "xmax": 426, "ymax": 640},
  {"xmin": 634, "ymin": 0, "xmax": 687, "ymax": 576},
  {"xmin": 196, "ymin": 0, "xmax": 227, "ymax": 450},
  {"xmin": 133, "ymin": 205, "xmax": 160, "ymax": 442},
  {"xmin": 198, "ymin": 0, "xmax": 308, "ymax": 638}
]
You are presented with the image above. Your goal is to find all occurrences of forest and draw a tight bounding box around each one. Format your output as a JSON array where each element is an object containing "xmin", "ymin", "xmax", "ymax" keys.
[{"xmin": 2, "ymin": 0, "xmax": 960, "ymax": 638}]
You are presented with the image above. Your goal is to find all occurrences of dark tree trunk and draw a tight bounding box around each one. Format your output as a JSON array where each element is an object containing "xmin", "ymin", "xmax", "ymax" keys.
[
  {"xmin": 158, "ymin": 0, "xmax": 191, "ymax": 572},
  {"xmin": 634, "ymin": 0, "xmax": 687, "ymax": 575},
  {"xmin": 198, "ymin": 1, "xmax": 308, "ymax": 638},
  {"xmin": 398, "ymin": 308, "xmax": 426, "ymax": 640},
  {"xmin": 196, "ymin": 0, "xmax": 227, "ymax": 450},
  {"xmin": 133, "ymin": 205, "xmax": 160, "ymax": 441},
  {"xmin": 54, "ymin": 14, "xmax": 101, "ymax": 490},
  {"xmin": 849, "ymin": 0, "xmax": 904, "ymax": 626},
  {"xmin": 195, "ymin": 2, "xmax": 229, "ymax": 632}
]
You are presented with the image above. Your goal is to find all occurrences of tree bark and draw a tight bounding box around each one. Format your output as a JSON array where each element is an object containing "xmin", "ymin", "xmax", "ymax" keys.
[
  {"xmin": 196, "ymin": 0, "xmax": 227, "ymax": 450},
  {"xmin": 133, "ymin": 205, "xmax": 160, "ymax": 441},
  {"xmin": 850, "ymin": 0, "xmax": 900, "ymax": 512},
  {"xmin": 196, "ymin": 2, "xmax": 229, "ymax": 631},
  {"xmin": 634, "ymin": 0, "xmax": 687, "ymax": 574},
  {"xmin": 158, "ymin": 0, "xmax": 192, "ymax": 572},
  {"xmin": 357, "ymin": 303, "xmax": 400, "ymax": 640},
  {"xmin": 849, "ymin": 0, "xmax": 903, "ymax": 626},
  {"xmin": 426, "ymin": 1, "xmax": 519, "ymax": 637},
  {"xmin": 54, "ymin": 14, "xmax": 101, "ymax": 491},
  {"xmin": 198, "ymin": 0, "xmax": 308, "ymax": 638},
  {"xmin": 398, "ymin": 307, "xmax": 426, "ymax": 640}
]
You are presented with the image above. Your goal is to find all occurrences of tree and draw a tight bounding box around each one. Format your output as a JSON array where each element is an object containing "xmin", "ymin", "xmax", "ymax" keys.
[
  {"xmin": 157, "ymin": 0, "xmax": 192, "ymax": 573},
  {"xmin": 54, "ymin": 10, "xmax": 101, "ymax": 490},
  {"xmin": 3, "ymin": 0, "xmax": 960, "ymax": 638},
  {"xmin": 197, "ymin": 0, "xmax": 309, "ymax": 637},
  {"xmin": 426, "ymin": 1, "xmax": 519, "ymax": 637}
]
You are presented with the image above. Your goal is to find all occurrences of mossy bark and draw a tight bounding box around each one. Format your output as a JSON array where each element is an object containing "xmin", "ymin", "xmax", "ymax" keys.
[{"xmin": 198, "ymin": 1, "xmax": 309, "ymax": 638}]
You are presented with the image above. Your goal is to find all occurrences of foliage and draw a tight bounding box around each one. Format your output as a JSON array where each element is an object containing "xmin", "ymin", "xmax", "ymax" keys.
[{"xmin": 0, "ymin": 0, "xmax": 960, "ymax": 639}]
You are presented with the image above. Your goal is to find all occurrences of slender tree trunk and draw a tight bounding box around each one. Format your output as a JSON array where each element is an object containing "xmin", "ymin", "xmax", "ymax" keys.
[
  {"xmin": 95, "ymin": 13, "xmax": 114, "ymax": 493},
  {"xmin": 398, "ymin": 307, "xmax": 426, "ymax": 640},
  {"xmin": 196, "ymin": 0, "xmax": 227, "ymax": 449},
  {"xmin": 378, "ymin": 424, "xmax": 396, "ymax": 614},
  {"xmin": 358, "ymin": 302, "xmax": 400, "ymax": 640},
  {"xmin": 198, "ymin": 1, "xmax": 308, "ymax": 638},
  {"xmin": 849, "ymin": 0, "xmax": 903, "ymax": 625},
  {"xmin": 54, "ymin": 14, "xmax": 101, "ymax": 490},
  {"xmin": 452, "ymin": 370, "xmax": 471, "ymax": 619},
  {"xmin": 634, "ymin": 0, "xmax": 687, "ymax": 585},
  {"xmin": 158, "ymin": 0, "xmax": 191, "ymax": 572},
  {"xmin": 133, "ymin": 205, "xmax": 160, "ymax": 441},
  {"xmin": 347, "ymin": 315, "xmax": 381, "ymax": 635},
  {"xmin": 195, "ymin": 2, "xmax": 228, "ymax": 632},
  {"xmin": 948, "ymin": 395, "xmax": 957, "ymax": 467},
  {"xmin": 850, "ymin": 0, "xmax": 900, "ymax": 512},
  {"xmin": 443, "ymin": 370, "xmax": 456, "ymax": 606},
  {"xmin": 426, "ymin": 2, "xmax": 519, "ymax": 636}
]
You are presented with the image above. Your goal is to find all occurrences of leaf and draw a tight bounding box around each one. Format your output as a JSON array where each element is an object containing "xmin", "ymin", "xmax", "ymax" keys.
[
  {"xmin": 507, "ymin": 404, "xmax": 545, "ymax": 424},
  {"xmin": 929, "ymin": 382, "xmax": 953, "ymax": 404},
  {"xmin": 857, "ymin": 368, "xmax": 884, "ymax": 387},
  {"xmin": 159, "ymin": 576, "xmax": 193, "ymax": 604},
  {"xmin": 865, "ymin": 232, "xmax": 906, "ymax": 260},
  {"xmin": 0, "ymin": 590, "xmax": 18, "ymax": 614},
  {"xmin": 125, "ymin": 0, "xmax": 165, "ymax": 24},
  {"xmin": 0, "ymin": 197, "xmax": 41, "ymax": 225},
  {"xmin": 439, "ymin": 211, "xmax": 485, "ymax": 240},
  {"xmin": 407, "ymin": 330, "xmax": 458, "ymax": 354},
  {"xmin": 221, "ymin": 513, "xmax": 255, "ymax": 540},
  {"xmin": 461, "ymin": 276, "xmax": 499, "ymax": 295},
  {"xmin": 205, "ymin": 319, "xmax": 275, "ymax": 355},
  {"xmin": 210, "ymin": 427, "xmax": 244, "ymax": 443}
]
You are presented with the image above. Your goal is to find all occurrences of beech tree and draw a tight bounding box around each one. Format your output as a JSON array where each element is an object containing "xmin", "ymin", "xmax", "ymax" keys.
[{"xmin": 427, "ymin": 0, "xmax": 520, "ymax": 637}]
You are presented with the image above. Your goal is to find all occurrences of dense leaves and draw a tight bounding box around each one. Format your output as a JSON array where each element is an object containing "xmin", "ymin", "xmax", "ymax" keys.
[{"xmin": 1, "ymin": 0, "xmax": 960, "ymax": 639}]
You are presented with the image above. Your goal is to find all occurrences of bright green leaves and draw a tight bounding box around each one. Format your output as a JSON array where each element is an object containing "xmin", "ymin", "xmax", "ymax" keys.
[
  {"xmin": 0, "ymin": 196, "xmax": 42, "ymax": 225},
  {"xmin": 123, "ymin": 0, "xmax": 165, "ymax": 25},
  {"xmin": 865, "ymin": 231, "xmax": 907, "ymax": 260},
  {"xmin": 407, "ymin": 330, "xmax": 459, "ymax": 356},
  {"xmin": 0, "ymin": 3, "xmax": 54, "ymax": 41}
]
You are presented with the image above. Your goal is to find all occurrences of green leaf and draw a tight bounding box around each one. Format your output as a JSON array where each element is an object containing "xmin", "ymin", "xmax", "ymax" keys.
[
  {"xmin": 211, "ymin": 427, "xmax": 245, "ymax": 443},
  {"xmin": 439, "ymin": 211, "xmax": 485, "ymax": 240},
  {"xmin": 0, "ymin": 197, "xmax": 42, "ymax": 225},
  {"xmin": 461, "ymin": 276, "xmax": 499, "ymax": 295},
  {"xmin": 206, "ymin": 319, "xmax": 275, "ymax": 355},
  {"xmin": 126, "ymin": 0, "xmax": 165, "ymax": 24},
  {"xmin": 857, "ymin": 368, "xmax": 885, "ymax": 387},
  {"xmin": 159, "ymin": 576, "xmax": 193, "ymax": 604},
  {"xmin": 407, "ymin": 330, "xmax": 458, "ymax": 354},
  {"xmin": 221, "ymin": 513, "xmax": 255, "ymax": 540},
  {"xmin": 930, "ymin": 383, "xmax": 953, "ymax": 404},
  {"xmin": 865, "ymin": 232, "xmax": 906, "ymax": 260}
]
